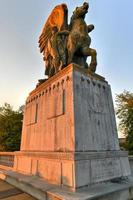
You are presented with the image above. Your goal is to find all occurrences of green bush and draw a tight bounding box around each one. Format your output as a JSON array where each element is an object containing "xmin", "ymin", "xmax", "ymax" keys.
[
  {"xmin": 0, "ymin": 103, "xmax": 23, "ymax": 151},
  {"xmin": 116, "ymin": 91, "xmax": 133, "ymax": 154}
]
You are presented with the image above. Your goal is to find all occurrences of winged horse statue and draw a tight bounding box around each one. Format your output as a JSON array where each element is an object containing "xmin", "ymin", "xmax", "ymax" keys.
[{"xmin": 39, "ymin": 2, "xmax": 97, "ymax": 78}]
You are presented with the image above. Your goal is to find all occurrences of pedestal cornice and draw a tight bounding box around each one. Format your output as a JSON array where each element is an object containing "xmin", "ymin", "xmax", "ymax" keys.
[{"xmin": 29, "ymin": 64, "xmax": 106, "ymax": 96}]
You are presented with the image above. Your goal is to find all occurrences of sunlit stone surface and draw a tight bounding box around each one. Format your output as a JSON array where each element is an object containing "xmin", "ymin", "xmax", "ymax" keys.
[{"xmin": 14, "ymin": 64, "xmax": 130, "ymax": 190}]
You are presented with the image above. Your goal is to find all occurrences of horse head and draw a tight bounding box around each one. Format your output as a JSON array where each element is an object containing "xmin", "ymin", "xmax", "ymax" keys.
[{"xmin": 72, "ymin": 2, "xmax": 89, "ymax": 19}]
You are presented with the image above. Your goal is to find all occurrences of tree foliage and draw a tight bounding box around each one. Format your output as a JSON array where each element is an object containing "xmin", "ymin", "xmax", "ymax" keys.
[
  {"xmin": 116, "ymin": 91, "xmax": 133, "ymax": 154},
  {"xmin": 0, "ymin": 103, "xmax": 23, "ymax": 151}
]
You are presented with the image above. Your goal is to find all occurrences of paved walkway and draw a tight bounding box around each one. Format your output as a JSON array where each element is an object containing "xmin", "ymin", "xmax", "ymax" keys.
[{"xmin": 0, "ymin": 179, "xmax": 37, "ymax": 200}]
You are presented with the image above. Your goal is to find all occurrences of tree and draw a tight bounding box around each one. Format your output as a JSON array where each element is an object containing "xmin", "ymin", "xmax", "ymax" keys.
[
  {"xmin": 0, "ymin": 103, "xmax": 23, "ymax": 151},
  {"xmin": 116, "ymin": 91, "xmax": 133, "ymax": 154}
]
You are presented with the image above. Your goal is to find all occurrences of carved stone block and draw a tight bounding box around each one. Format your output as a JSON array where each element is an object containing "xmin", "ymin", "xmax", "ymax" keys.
[{"xmin": 15, "ymin": 64, "xmax": 130, "ymax": 190}]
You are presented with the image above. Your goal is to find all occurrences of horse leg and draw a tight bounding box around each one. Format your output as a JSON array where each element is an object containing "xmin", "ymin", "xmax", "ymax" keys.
[
  {"xmin": 67, "ymin": 51, "xmax": 74, "ymax": 64},
  {"xmin": 67, "ymin": 36, "xmax": 77, "ymax": 65},
  {"xmin": 82, "ymin": 47, "xmax": 97, "ymax": 72}
]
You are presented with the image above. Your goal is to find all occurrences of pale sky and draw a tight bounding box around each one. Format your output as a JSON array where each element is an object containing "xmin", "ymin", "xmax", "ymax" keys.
[{"xmin": 0, "ymin": 0, "xmax": 133, "ymax": 111}]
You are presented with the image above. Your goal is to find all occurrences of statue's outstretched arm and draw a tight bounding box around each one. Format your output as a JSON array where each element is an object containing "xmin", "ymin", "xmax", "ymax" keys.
[{"xmin": 88, "ymin": 24, "xmax": 94, "ymax": 33}]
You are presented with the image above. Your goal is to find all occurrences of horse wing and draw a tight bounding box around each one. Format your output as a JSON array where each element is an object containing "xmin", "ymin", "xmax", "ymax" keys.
[{"xmin": 38, "ymin": 4, "xmax": 68, "ymax": 55}]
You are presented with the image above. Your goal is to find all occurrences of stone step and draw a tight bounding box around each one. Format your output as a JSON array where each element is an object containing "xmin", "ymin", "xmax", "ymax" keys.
[
  {"xmin": 0, "ymin": 179, "xmax": 36, "ymax": 200},
  {"xmin": 0, "ymin": 169, "xmax": 133, "ymax": 200},
  {"xmin": 1, "ymin": 193, "xmax": 37, "ymax": 200},
  {"xmin": 0, "ymin": 188, "xmax": 22, "ymax": 199}
]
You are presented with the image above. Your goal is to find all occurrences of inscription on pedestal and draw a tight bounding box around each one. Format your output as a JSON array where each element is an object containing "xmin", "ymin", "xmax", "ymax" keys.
[
  {"xmin": 26, "ymin": 103, "xmax": 38, "ymax": 125},
  {"xmin": 91, "ymin": 158, "xmax": 122, "ymax": 183},
  {"xmin": 88, "ymin": 91, "xmax": 105, "ymax": 113},
  {"xmin": 47, "ymin": 90, "xmax": 65, "ymax": 119}
]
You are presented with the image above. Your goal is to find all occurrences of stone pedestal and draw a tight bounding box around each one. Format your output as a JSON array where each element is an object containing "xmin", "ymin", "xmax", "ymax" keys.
[{"xmin": 14, "ymin": 64, "xmax": 130, "ymax": 190}]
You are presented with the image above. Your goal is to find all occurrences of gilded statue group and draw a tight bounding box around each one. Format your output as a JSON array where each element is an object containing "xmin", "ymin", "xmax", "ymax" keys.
[{"xmin": 39, "ymin": 2, "xmax": 97, "ymax": 78}]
